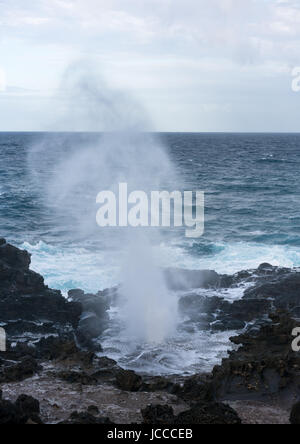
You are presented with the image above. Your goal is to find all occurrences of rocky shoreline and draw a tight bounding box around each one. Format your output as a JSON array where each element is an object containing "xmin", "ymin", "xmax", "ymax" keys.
[{"xmin": 0, "ymin": 238, "xmax": 300, "ymax": 424}]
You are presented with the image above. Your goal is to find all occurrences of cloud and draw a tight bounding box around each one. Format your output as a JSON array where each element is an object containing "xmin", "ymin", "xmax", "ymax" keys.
[
  {"xmin": 1, "ymin": 0, "xmax": 300, "ymax": 131},
  {"xmin": 1, "ymin": 0, "xmax": 300, "ymax": 65}
]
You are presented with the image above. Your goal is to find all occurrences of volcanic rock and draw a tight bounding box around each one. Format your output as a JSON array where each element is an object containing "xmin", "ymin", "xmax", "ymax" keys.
[
  {"xmin": 290, "ymin": 402, "xmax": 300, "ymax": 424},
  {"xmin": 142, "ymin": 405, "xmax": 175, "ymax": 424},
  {"xmin": 115, "ymin": 369, "xmax": 143, "ymax": 392},
  {"xmin": 176, "ymin": 402, "xmax": 241, "ymax": 424},
  {"xmin": 212, "ymin": 310, "xmax": 300, "ymax": 400}
]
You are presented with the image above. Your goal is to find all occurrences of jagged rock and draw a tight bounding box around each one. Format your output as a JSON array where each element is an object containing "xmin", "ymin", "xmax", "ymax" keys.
[
  {"xmin": 87, "ymin": 405, "xmax": 99, "ymax": 415},
  {"xmin": 211, "ymin": 318, "xmax": 246, "ymax": 331},
  {"xmin": 3, "ymin": 320, "xmax": 57, "ymax": 337},
  {"xmin": 0, "ymin": 239, "xmax": 82, "ymax": 347},
  {"xmin": 33, "ymin": 337, "xmax": 79, "ymax": 360},
  {"xmin": 0, "ymin": 356, "xmax": 41, "ymax": 383},
  {"xmin": 115, "ymin": 369, "xmax": 143, "ymax": 392},
  {"xmin": 15, "ymin": 395, "xmax": 40, "ymax": 417},
  {"xmin": 142, "ymin": 405, "xmax": 175, "ymax": 424},
  {"xmin": 90, "ymin": 357, "xmax": 122, "ymax": 382},
  {"xmin": 176, "ymin": 402, "xmax": 241, "ymax": 424},
  {"xmin": 68, "ymin": 289, "xmax": 111, "ymax": 348},
  {"xmin": 142, "ymin": 402, "xmax": 241, "ymax": 425},
  {"xmin": 68, "ymin": 290, "xmax": 110, "ymax": 320},
  {"xmin": 0, "ymin": 394, "xmax": 42, "ymax": 424},
  {"xmin": 142, "ymin": 376, "xmax": 176, "ymax": 393},
  {"xmin": 77, "ymin": 313, "xmax": 106, "ymax": 344},
  {"xmin": 290, "ymin": 402, "xmax": 300, "ymax": 424},
  {"xmin": 212, "ymin": 311, "xmax": 300, "ymax": 400},
  {"xmin": 175, "ymin": 374, "xmax": 215, "ymax": 403},
  {"xmin": 0, "ymin": 399, "xmax": 26, "ymax": 424},
  {"xmin": 243, "ymin": 272, "xmax": 300, "ymax": 313},
  {"xmin": 179, "ymin": 292, "xmax": 271, "ymax": 332},
  {"xmin": 58, "ymin": 371, "xmax": 98, "ymax": 386}
]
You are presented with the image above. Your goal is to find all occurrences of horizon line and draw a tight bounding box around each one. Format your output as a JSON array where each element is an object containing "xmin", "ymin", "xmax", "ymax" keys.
[{"xmin": 1, "ymin": 130, "xmax": 300, "ymax": 135}]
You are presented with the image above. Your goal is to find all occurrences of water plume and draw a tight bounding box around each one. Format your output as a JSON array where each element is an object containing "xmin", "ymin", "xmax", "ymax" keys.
[{"xmin": 27, "ymin": 62, "xmax": 179, "ymax": 343}]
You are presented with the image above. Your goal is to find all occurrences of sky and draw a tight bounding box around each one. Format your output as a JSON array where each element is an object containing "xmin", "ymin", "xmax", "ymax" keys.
[{"xmin": 0, "ymin": 0, "xmax": 300, "ymax": 132}]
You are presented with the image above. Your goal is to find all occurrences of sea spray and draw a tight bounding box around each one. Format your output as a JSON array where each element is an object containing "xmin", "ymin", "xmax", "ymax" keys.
[
  {"xmin": 120, "ymin": 231, "xmax": 178, "ymax": 343},
  {"xmin": 27, "ymin": 63, "xmax": 181, "ymax": 342}
]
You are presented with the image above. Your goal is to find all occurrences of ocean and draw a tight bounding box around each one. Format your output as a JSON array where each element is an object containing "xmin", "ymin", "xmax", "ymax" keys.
[{"xmin": 1, "ymin": 132, "xmax": 300, "ymax": 375}]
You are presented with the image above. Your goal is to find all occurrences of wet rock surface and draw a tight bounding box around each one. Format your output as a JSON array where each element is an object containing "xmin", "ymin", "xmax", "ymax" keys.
[
  {"xmin": 178, "ymin": 263, "xmax": 300, "ymax": 334},
  {"xmin": 115, "ymin": 369, "xmax": 143, "ymax": 392},
  {"xmin": 212, "ymin": 311, "xmax": 300, "ymax": 402},
  {"xmin": 0, "ymin": 239, "xmax": 82, "ymax": 345},
  {"xmin": 142, "ymin": 402, "xmax": 241, "ymax": 425},
  {"xmin": 1, "ymin": 240, "xmax": 300, "ymax": 424},
  {"xmin": 0, "ymin": 391, "xmax": 42, "ymax": 424}
]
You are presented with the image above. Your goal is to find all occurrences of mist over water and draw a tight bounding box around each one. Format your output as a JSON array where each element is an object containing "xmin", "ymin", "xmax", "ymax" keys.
[{"xmin": 27, "ymin": 64, "xmax": 181, "ymax": 343}]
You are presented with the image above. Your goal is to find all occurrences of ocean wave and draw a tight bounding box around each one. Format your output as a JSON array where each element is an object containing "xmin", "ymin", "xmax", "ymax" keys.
[
  {"xmin": 21, "ymin": 238, "xmax": 300, "ymax": 296},
  {"xmin": 21, "ymin": 240, "xmax": 119, "ymax": 294},
  {"xmin": 158, "ymin": 240, "xmax": 300, "ymax": 275}
]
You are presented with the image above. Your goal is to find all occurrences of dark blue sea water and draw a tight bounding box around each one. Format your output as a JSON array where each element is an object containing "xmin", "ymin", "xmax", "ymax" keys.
[
  {"xmin": 1, "ymin": 132, "xmax": 300, "ymax": 290},
  {"xmin": 1, "ymin": 132, "xmax": 300, "ymax": 374}
]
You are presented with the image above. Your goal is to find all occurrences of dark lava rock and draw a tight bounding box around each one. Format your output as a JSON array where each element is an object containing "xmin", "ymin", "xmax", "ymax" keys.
[
  {"xmin": 33, "ymin": 336, "xmax": 80, "ymax": 360},
  {"xmin": 142, "ymin": 402, "xmax": 241, "ymax": 425},
  {"xmin": 142, "ymin": 405, "xmax": 175, "ymax": 424},
  {"xmin": 69, "ymin": 289, "xmax": 110, "ymax": 320},
  {"xmin": 290, "ymin": 402, "xmax": 300, "ymax": 424},
  {"xmin": 115, "ymin": 369, "xmax": 143, "ymax": 392},
  {"xmin": 224, "ymin": 299, "xmax": 271, "ymax": 323},
  {"xmin": 61, "ymin": 411, "xmax": 114, "ymax": 425},
  {"xmin": 0, "ymin": 394, "xmax": 42, "ymax": 424},
  {"xmin": 69, "ymin": 289, "xmax": 110, "ymax": 347},
  {"xmin": 15, "ymin": 395, "xmax": 40, "ymax": 416},
  {"xmin": 142, "ymin": 376, "xmax": 176, "ymax": 393},
  {"xmin": 75, "ymin": 329, "xmax": 103, "ymax": 353},
  {"xmin": 175, "ymin": 374, "xmax": 215, "ymax": 403},
  {"xmin": 212, "ymin": 310, "xmax": 300, "ymax": 400},
  {"xmin": 0, "ymin": 356, "xmax": 41, "ymax": 383},
  {"xmin": 58, "ymin": 370, "xmax": 98, "ymax": 386},
  {"xmin": 179, "ymin": 292, "xmax": 271, "ymax": 332},
  {"xmin": 176, "ymin": 402, "xmax": 241, "ymax": 425},
  {"xmin": 77, "ymin": 313, "xmax": 106, "ymax": 344},
  {"xmin": 0, "ymin": 239, "xmax": 82, "ymax": 347},
  {"xmin": 87, "ymin": 405, "xmax": 99, "ymax": 415},
  {"xmin": 211, "ymin": 318, "xmax": 246, "ymax": 332},
  {"xmin": 4, "ymin": 320, "xmax": 57, "ymax": 337},
  {"xmin": 90, "ymin": 356, "xmax": 122, "ymax": 383},
  {"xmin": 0, "ymin": 239, "xmax": 111, "ymax": 360},
  {"xmin": 243, "ymin": 271, "xmax": 300, "ymax": 313},
  {"xmin": 0, "ymin": 399, "xmax": 26, "ymax": 424}
]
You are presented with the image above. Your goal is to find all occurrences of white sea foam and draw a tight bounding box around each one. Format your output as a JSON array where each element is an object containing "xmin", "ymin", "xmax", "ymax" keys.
[{"xmin": 23, "ymin": 239, "xmax": 300, "ymax": 295}]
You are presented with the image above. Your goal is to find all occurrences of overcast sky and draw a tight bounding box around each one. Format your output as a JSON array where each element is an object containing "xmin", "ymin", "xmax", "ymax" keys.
[{"xmin": 0, "ymin": 0, "xmax": 300, "ymax": 132}]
